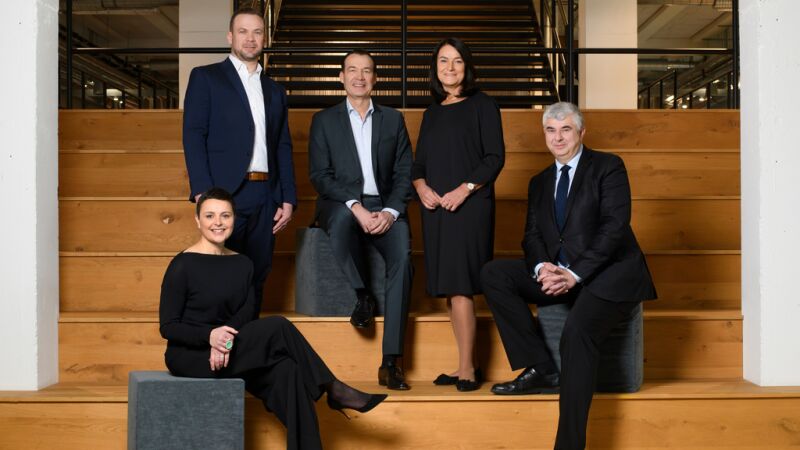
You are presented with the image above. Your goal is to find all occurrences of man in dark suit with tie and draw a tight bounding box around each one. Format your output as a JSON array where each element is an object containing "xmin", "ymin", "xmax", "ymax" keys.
[
  {"xmin": 308, "ymin": 50, "xmax": 414, "ymax": 390},
  {"xmin": 480, "ymin": 102, "xmax": 656, "ymax": 449},
  {"xmin": 182, "ymin": 8, "xmax": 296, "ymax": 316}
]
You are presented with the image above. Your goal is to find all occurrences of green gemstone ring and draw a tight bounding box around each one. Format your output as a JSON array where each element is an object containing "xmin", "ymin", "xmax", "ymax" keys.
[{"xmin": 225, "ymin": 340, "xmax": 233, "ymax": 350}]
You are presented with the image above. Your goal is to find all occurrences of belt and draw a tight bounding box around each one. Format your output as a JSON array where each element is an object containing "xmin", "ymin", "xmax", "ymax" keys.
[{"xmin": 246, "ymin": 171, "xmax": 270, "ymax": 181}]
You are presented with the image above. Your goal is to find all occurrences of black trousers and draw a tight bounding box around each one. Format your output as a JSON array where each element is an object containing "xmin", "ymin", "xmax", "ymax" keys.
[
  {"xmin": 227, "ymin": 180, "xmax": 277, "ymax": 318},
  {"xmin": 317, "ymin": 197, "xmax": 413, "ymax": 356},
  {"xmin": 480, "ymin": 259, "xmax": 639, "ymax": 450}
]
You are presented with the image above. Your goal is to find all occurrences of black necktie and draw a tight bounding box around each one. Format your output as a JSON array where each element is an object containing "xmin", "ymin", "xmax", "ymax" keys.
[{"xmin": 555, "ymin": 165, "xmax": 571, "ymax": 231}]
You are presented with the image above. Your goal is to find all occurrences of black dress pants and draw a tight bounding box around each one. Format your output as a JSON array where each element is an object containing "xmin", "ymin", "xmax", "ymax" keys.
[
  {"xmin": 226, "ymin": 180, "xmax": 277, "ymax": 318},
  {"xmin": 481, "ymin": 259, "xmax": 639, "ymax": 450},
  {"xmin": 317, "ymin": 197, "xmax": 413, "ymax": 356}
]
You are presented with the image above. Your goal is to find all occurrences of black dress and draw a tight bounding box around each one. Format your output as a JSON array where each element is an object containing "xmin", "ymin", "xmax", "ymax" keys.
[
  {"xmin": 411, "ymin": 92, "xmax": 505, "ymax": 296},
  {"xmin": 159, "ymin": 252, "xmax": 334, "ymax": 450}
]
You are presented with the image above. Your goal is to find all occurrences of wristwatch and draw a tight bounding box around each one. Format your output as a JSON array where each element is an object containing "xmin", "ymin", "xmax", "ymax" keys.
[{"xmin": 466, "ymin": 182, "xmax": 476, "ymax": 192}]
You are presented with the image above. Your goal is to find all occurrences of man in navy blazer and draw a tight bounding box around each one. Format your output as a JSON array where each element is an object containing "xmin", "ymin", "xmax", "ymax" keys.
[
  {"xmin": 308, "ymin": 50, "xmax": 414, "ymax": 390},
  {"xmin": 183, "ymin": 8, "xmax": 296, "ymax": 316},
  {"xmin": 481, "ymin": 102, "xmax": 656, "ymax": 449}
]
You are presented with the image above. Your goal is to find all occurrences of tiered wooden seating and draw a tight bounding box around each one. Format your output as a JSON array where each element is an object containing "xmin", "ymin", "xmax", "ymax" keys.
[{"xmin": 7, "ymin": 108, "xmax": 796, "ymax": 449}]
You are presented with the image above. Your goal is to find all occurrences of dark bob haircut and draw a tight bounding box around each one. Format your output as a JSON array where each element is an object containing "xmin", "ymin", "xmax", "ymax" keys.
[
  {"xmin": 341, "ymin": 49, "xmax": 377, "ymax": 75},
  {"xmin": 429, "ymin": 37, "xmax": 479, "ymax": 103},
  {"xmin": 196, "ymin": 187, "xmax": 236, "ymax": 216}
]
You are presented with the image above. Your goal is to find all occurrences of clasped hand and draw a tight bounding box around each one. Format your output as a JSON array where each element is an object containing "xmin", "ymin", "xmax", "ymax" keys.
[
  {"xmin": 538, "ymin": 262, "xmax": 577, "ymax": 297},
  {"xmin": 209, "ymin": 325, "xmax": 238, "ymax": 371},
  {"xmin": 415, "ymin": 183, "xmax": 468, "ymax": 212},
  {"xmin": 352, "ymin": 205, "xmax": 394, "ymax": 235}
]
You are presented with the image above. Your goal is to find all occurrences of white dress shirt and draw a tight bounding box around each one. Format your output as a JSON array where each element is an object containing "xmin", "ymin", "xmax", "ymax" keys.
[
  {"xmin": 534, "ymin": 145, "xmax": 584, "ymax": 283},
  {"xmin": 344, "ymin": 99, "xmax": 399, "ymax": 220},
  {"xmin": 228, "ymin": 54, "xmax": 268, "ymax": 173}
]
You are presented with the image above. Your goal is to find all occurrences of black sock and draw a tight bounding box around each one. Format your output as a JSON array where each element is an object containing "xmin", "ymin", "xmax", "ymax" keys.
[
  {"xmin": 356, "ymin": 288, "xmax": 369, "ymax": 299},
  {"xmin": 533, "ymin": 360, "xmax": 558, "ymax": 375},
  {"xmin": 382, "ymin": 354, "xmax": 400, "ymax": 367}
]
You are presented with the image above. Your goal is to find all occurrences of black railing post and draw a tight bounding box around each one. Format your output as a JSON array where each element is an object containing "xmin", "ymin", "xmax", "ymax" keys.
[
  {"xmin": 731, "ymin": 0, "xmax": 739, "ymax": 108},
  {"xmin": 401, "ymin": 0, "xmax": 408, "ymax": 109},
  {"xmin": 727, "ymin": 72, "xmax": 732, "ymax": 108},
  {"xmin": 672, "ymin": 70, "xmax": 678, "ymax": 109},
  {"xmin": 66, "ymin": 0, "xmax": 74, "ymax": 108},
  {"xmin": 707, "ymin": 82, "xmax": 712, "ymax": 109},
  {"xmin": 80, "ymin": 71, "xmax": 86, "ymax": 109},
  {"xmin": 121, "ymin": 88, "xmax": 127, "ymax": 109},
  {"xmin": 566, "ymin": 0, "xmax": 574, "ymax": 103},
  {"xmin": 137, "ymin": 70, "xmax": 143, "ymax": 109}
]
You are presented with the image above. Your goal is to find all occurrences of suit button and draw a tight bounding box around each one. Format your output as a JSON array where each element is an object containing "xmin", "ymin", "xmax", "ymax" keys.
[
  {"xmin": 559, "ymin": 237, "xmax": 565, "ymax": 243},
  {"xmin": 357, "ymin": 178, "xmax": 363, "ymax": 183}
]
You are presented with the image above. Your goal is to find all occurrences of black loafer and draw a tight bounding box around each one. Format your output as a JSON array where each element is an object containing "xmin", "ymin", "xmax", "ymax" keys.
[
  {"xmin": 456, "ymin": 378, "xmax": 482, "ymax": 392},
  {"xmin": 378, "ymin": 365, "xmax": 410, "ymax": 390},
  {"xmin": 433, "ymin": 373, "xmax": 458, "ymax": 385},
  {"xmin": 490, "ymin": 367, "xmax": 559, "ymax": 395},
  {"xmin": 349, "ymin": 292, "xmax": 375, "ymax": 328}
]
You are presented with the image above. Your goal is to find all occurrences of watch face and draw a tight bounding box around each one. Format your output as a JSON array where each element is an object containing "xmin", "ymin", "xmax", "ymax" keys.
[{"xmin": 467, "ymin": 183, "xmax": 476, "ymax": 191}]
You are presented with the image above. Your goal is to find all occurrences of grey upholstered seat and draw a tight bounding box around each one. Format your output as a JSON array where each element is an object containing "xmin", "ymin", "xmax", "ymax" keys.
[{"xmin": 128, "ymin": 371, "xmax": 244, "ymax": 450}]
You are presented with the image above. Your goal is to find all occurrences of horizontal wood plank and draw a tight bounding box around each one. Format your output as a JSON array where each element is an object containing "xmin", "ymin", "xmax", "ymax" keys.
[
  {"xmin": 58, "ymin": 151, "xmax": 740, "ymax": 198},
  {"xmin": 58, "ymin": 198, "xmax": 740, "ymax": 253},
  {"xmin": 59, "ymin": 110, "xmax": 740, "ymax": 153},
  {"xmin": 57, "ymin": 314, "xmax": 742, "ymax": 383},
  {"xmin": 60, "ymin": 253, "xmax": 740, "ymax": 313},
  {"xmin": 3, "ymin": 395, "xmax": 800, "ymax": 449}
]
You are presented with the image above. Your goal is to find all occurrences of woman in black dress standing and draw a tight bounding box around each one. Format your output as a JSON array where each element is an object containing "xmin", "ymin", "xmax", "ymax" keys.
[
  {"xmin": 159, "ymin": 187, "xmax": 386, "ymax": 450},
  {"xmin": 411, "ymin": 38, "xmax": 505, "ymax": 391}
]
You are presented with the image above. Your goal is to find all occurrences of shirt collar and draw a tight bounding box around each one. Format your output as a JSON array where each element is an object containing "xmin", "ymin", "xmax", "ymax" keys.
[
  {"xmin": 228, "ymin": 54, "xmax": 262, "ymax": 76},
  {"xmin": 555, "ymin": 144, "xmax": 584, "ymax": 171},
  {"xmin": 346, "ymin": 98, "xmax": 374, "ymax": 118}
]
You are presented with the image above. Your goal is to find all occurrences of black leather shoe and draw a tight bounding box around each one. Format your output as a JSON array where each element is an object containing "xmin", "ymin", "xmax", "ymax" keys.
[
  {"xmin": 433, "ymin": 373, "xmax": 458, "ymax": 385},
  {"xmin": 378, "ymin": 365, "xmax": 410, "ymax": 390},
  {"xmin": 490, "ymin": 367, "xmax": 559, "ymax": 395},
  {"xmin": 349, "ymin": 292, "xmax": 375, "ymax": 328}
]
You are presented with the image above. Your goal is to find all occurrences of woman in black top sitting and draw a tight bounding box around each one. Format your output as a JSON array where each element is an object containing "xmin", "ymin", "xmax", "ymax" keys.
[{"xmin": 159, "ymin": 187, "xmax": 386, "ymax": 450}]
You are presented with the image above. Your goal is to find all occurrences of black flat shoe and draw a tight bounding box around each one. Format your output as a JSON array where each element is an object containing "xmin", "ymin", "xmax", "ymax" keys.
[
  {"xmin": 456, "ymin": 378, "xmax": 482, "ymax": 392},
  {"xmin": 433, "ymin": 373, "xmax": 459, "ymax": 385},
  {"xmin": 378, "ymin": 365, "xmax": 410, "ymax": 390},
  {"xmin": 327, "ymin": 393, "xmax": 388, "ymax": 419},
  {"xmin": 490, "ymin": 367, "xmax": 559, "ymax": 395}
]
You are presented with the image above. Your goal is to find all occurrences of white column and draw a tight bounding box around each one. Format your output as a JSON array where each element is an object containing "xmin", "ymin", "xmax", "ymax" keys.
[
  {"xmin": 0, "ymin": 0, "xmax": 59, "ymax": 389},
  {"xmin": 179, "ymin": 0, "xmax": 233, "ymax": 107},
  {"xmin": 740, "ymin": 0, "xmax": 800, "ymax": 386},
  {"xmin": 578, "ymin": 0, "xmax": 638, "ymax": 109}
]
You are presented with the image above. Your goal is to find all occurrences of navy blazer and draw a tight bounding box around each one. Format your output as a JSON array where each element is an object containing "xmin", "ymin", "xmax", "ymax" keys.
[
  {"xmin": 523, "ymin": 148, "xmax": 656, "ymax": 302},
  {"xmin": 182, "ymin": 58, "xmax": 297, "ymax": 207},
  {"xmin": 308, "ymin": 100, "xmax": 413, "ymax": 217}
]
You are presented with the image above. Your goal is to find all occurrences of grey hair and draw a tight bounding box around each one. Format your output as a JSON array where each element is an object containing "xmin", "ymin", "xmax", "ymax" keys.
[{"xmin": 542, "ymin": 102, "xmax": 584, "ymax": 130}]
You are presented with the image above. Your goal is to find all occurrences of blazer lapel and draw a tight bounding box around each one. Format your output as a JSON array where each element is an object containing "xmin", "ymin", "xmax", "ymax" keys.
[
  {"xmin": 220, "ymin": 58, "xmax": 254, "ymax": 123},
  {"xmin": 370, "ymin": 104, "xmax": 383, "ymax": 180},
  {"xmin": 563, "ymin": 147, "xmax": 593, "ymax": 226},
  {"xmin": 542, "ymin": 163, "xmax": 557, "ymax": 228},
  {"xmin": 259, "ymin": 73, "xmax": 272, "ymax": 116},
  {"xmin": 337, "ymin": 102, "xmax": 362, "ymax": 169}
]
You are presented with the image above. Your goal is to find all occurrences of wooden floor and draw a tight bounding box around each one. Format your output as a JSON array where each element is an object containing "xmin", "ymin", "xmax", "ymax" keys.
[{"xmin": 7, "ymin": 109, "xmax": 797, "ymax": 449}]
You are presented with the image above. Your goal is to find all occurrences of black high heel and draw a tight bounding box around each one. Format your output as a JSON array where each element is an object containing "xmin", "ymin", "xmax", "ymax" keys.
[{"xmin": 327, "ymin": 393, "xmax": 388, "ymax": 420}]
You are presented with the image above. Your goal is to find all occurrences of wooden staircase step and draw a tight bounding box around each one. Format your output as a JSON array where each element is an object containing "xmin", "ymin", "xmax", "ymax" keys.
[
  {"xmin": 58, "ymin": 198, "xmax": 740, "ymax": 254},
  {"xmin": 58, "ymin": 253, "xmax": 740, "ymax": 313},
  {"xmin": 58, "ymin": 110, "xmax": 740, "ymax": 153},
  {"xmin": 57, "ymin": 311, "xmax": 743, "ymax": 383},
  {"xmin": 4, "ymin": 380, "xmax": 797, "ymax": 449},
  {"xmin": 58, "ymin": 151, "xmax": 739, "ymax": 199}
]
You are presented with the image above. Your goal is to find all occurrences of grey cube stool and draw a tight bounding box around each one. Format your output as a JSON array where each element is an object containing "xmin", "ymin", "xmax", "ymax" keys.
[
  {"xmin": 538, "ymin": 302, "xmax": 643, "ymax": 393},
  {"xmin": 295, "ymin": 227, "xmax": 387, "ymax": 316},
  {"xmin": 128, "ymin": 371, "xmax": 245, "ymax": 450}
]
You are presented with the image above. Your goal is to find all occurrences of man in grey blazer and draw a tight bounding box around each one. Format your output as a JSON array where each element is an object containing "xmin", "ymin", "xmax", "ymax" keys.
[{"xmin": 308, "ymin": 50, "xmax": 414, "ymax": 390}]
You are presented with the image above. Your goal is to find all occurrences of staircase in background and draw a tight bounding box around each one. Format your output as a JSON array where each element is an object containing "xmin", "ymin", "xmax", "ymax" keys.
[{"xmin": 268, "ymin": 0, "xmax": 558, "ymax": 108}]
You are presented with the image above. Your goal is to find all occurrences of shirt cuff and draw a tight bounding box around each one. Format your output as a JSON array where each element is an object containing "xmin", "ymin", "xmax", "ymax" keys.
[
  {"xmin": 381, "ymin": 207, "xmax": 399, "ymax": 221},
  {"xmin": 565, "ymin": 267, "xmax": 583, "ymax": 284},
  {"xmin": 345, "ymin": 199, "xmax": 359, "ymax": 210},
  {"xmin": 533, "ymin": 263, "xmax": 545, "ymax": 280}
]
